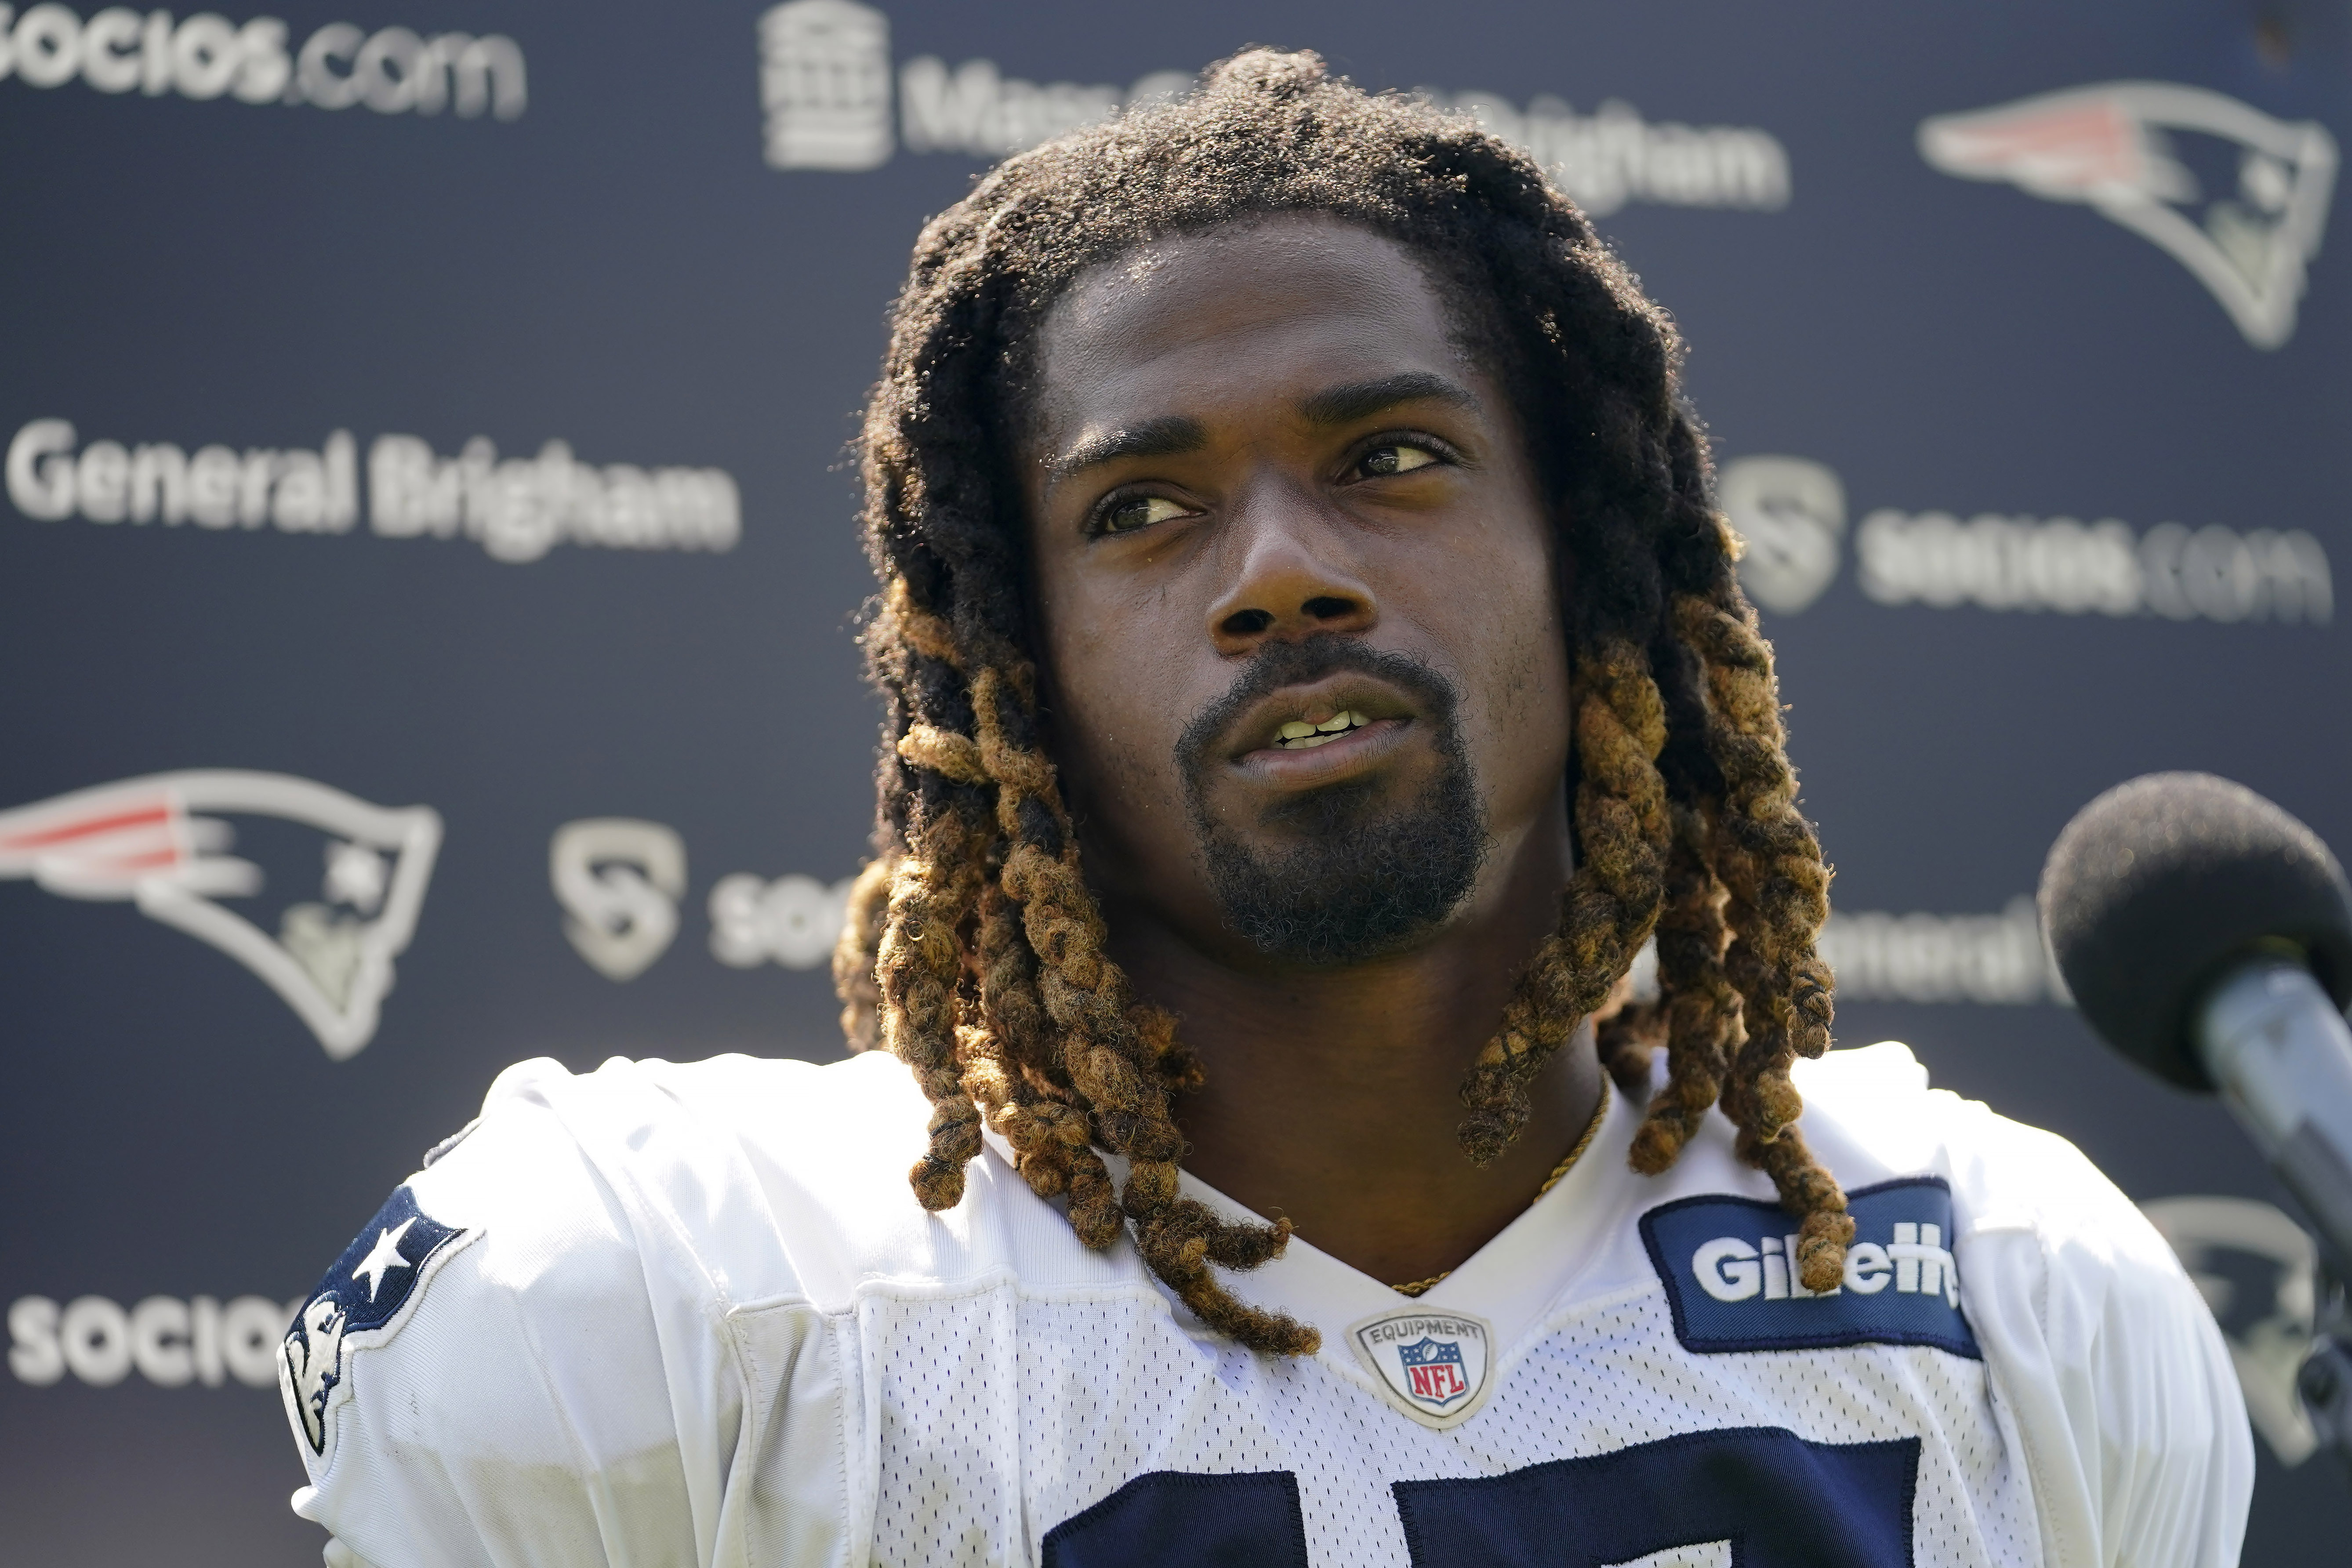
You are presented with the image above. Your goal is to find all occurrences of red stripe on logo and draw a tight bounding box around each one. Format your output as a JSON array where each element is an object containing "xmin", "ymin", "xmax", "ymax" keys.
[{"xmin": 0, "ymin": 803, "xmax": 172, "ymax": 851}]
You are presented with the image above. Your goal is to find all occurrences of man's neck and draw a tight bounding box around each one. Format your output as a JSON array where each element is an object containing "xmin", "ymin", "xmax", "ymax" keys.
[{"xmin": 1100, "ymin": 817, "xmax": 1602, "ymax": 1289}]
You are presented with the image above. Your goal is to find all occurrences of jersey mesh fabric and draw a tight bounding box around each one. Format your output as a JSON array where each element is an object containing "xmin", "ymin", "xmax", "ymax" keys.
[{"xmin": 835, "ymin": 1284, "xmax": 2034, "ymax": 1568}]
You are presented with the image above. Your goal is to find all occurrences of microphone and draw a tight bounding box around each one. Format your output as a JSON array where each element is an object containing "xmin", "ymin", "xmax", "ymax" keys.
[{"xmin": 2038, "ymin": 771, "xmax": 2352, "ymax": 1462}]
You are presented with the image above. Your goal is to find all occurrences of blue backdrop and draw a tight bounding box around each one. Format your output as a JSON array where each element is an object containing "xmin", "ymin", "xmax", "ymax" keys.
[{"xmin": 2, "ymin": 1, "xmax": 2347, "ymax": 1559}]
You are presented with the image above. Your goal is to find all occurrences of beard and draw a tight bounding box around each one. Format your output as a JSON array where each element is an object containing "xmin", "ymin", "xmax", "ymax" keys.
[{"xmin": 1177, "ymin": 637, "xmax": 1488, "ymax": 966}]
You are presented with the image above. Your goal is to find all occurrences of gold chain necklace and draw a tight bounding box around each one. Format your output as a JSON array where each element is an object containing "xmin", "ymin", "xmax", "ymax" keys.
[{"xmin": 1389, "ymin": 1078, "xmax": 1612, "ymax": 1298}]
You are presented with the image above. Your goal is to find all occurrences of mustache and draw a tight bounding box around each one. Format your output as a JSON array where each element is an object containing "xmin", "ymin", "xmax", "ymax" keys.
[{"xmin": 1173, "ymin": 635, "xmax": 1462, "ymax": 777}]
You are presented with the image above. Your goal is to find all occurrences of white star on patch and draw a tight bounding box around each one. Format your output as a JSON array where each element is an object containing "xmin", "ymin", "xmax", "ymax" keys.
[{"xmin": 351, "ymin": 1217, "xmax": 417, "ymax": 1301}]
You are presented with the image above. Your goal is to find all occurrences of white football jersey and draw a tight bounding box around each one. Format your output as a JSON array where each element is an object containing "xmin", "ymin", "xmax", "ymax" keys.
[{"xmin": 278, "ymin": 1041, "xmax": 2250, "ymax": 1568}]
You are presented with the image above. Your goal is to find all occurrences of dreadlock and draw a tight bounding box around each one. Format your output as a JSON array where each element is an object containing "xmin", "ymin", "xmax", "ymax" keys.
[{"xmin": 840, "ymin": 48, "xmax": 1849, "ymax": 1357}]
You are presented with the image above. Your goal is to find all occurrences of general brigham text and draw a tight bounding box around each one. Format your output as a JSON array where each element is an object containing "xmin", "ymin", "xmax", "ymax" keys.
[{"xmin": 6, "ymin": 421, "xmax": 739, "ymax": 563}]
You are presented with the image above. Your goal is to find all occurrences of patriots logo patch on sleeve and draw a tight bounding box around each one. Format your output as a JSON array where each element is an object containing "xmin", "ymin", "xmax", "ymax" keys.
[
  {"xmin": 281, "ymin": 1185, "xmax": 472, "ymax": 1458},
  {"xmin": 1640, "ymin": 1177, "xmax": 1980, "ymax": 1359}
]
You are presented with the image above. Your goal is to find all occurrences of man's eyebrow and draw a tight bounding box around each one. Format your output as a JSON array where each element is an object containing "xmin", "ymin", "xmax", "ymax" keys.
[
  {"xmin": 1043, "ymin": 415, "xmax": 1209, "ymax": 483},
  {"xmin": 1295, "ymin": 371, "xmax": 1481, "ymax": 428}
]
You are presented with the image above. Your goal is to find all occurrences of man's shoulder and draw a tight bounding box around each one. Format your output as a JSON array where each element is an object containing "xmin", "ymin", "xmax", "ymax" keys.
[
  {"xmin": 1781, "ymin": 1049, "xmax": 2251, "ymax": 1557},
  {"xmin": 412, "ymin": 1049, "xmax": 935, "ymax": 1302},
  {"xmin": 1787, "ymin": 1041, "xmax": 2183, "ymax": 1294},
  {"xmin": 410, "ymin": 1047, "xmax": 1141, "ymax": 1312},
  {"xmin": 278, "ymin": 1051, "xmax": 937, "ymax": 1554},
  {"xmin": 457, "ymin": 1046, "xmax": 934, "ymax": 1185},
  {"xmin": 468, "ymin": 1044, "xmax": 929, "ymax": 1156}
]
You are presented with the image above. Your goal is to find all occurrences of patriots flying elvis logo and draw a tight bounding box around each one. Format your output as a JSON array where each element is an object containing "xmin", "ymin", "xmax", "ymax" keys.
[
  {"xmin": 0, "ymin": 771, "xmax": 441, "ymax": 1058},
  {"xmin": 1919, "ymin": 80, "xmax": 2338, "ymax": 348},
  {"xmin": 284, "ymin": 1185, "xmax": 471, "ymax": 1457}
]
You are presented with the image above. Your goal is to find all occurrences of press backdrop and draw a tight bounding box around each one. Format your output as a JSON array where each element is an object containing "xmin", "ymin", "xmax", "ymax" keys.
[{"xmin": 3, "ymin": 1, "xmax": 2348, "ymax": 1561}]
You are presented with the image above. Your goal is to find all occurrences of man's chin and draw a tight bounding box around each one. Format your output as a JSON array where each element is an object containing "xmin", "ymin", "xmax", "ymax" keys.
[
  {"xmin": 1180, "ymin": 642, "xmax": 1486, "ymax": 966},
  {"xmin": 1201, "ymin": 818, "xmax": 1487, "ymax": 967}
]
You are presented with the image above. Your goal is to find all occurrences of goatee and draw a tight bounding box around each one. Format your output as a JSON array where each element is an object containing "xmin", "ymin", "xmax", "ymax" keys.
[{"xmin": 1177, "ymin": 638, "xmax": 1487, "ymax": 966}]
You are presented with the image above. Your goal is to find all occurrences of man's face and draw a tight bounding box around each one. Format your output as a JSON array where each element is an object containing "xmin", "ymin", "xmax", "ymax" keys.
[{"xmin": 1020, "ymin": 216, "xmax": 1572, "ymax": 968}]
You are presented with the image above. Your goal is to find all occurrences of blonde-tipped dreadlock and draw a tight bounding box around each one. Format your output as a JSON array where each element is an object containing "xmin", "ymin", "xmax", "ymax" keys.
[{"xmin": 838, "ymin": 48, "xmax": 1851, "ymax": 1356}]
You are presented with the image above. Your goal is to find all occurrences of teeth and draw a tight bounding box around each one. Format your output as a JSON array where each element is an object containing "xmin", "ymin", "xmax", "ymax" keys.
[{"xmin": 1274, "ymin": 710, "xmax": 1371, "ymax": 748}]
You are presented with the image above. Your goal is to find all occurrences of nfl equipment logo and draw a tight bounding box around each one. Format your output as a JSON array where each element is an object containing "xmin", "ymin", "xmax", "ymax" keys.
[
  {"xmin": 1349, "ymin": 1308, "xmax": 1496, "ymax": 1430},
  {"xmin": 1397, "ymin": 1337, "xmax": 1470, "ymax": 1406}
]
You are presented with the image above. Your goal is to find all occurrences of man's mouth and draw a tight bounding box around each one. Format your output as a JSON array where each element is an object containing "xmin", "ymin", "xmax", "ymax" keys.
[
  {"xmin": 1273, "ymin": 710, "xmax": 1373, "ymax": 749},
  {"xmin": 1176, "ymin": 638, "xmax": 1456, "ymax": 793},
  {"xmin": 1228, "ymin": 681, "xmax": 1412, "ymax": 768}
]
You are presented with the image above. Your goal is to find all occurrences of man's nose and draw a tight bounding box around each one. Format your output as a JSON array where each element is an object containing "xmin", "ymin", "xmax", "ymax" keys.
[{"xmin": 1205, "ymin": 482, "xmax": 1378, "ymax": 656}]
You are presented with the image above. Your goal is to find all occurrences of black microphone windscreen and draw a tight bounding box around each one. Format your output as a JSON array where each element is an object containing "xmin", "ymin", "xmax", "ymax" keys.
[{"xmin": 2039, "ymin": 772, "xmax": 2352, "ymax": 1089}]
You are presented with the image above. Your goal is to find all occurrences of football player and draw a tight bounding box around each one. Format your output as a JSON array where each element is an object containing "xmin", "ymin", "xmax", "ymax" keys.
[{"xmin": 279, "ymin": 51, "xmax": 2250, "ymax": 1567}]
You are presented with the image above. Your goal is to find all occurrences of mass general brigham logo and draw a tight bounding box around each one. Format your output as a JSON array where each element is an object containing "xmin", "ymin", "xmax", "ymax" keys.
[
  {"xmin": 755, "ymin": 0, "xmax": 1793, "ymax": 224},
  {"xmin": 1348, "ymin": 1309, "xmax": 1496, "ymax": 1430}
]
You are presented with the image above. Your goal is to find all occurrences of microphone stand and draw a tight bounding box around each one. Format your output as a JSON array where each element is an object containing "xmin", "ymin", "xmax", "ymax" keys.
[
  {"xmin": 2300, "ymin": 1260, "xmax": 2352, "ymax": 1473},
  {"xmin": 2194, "ymin": 960, "xmax": 2352, "ymax": 1479}
]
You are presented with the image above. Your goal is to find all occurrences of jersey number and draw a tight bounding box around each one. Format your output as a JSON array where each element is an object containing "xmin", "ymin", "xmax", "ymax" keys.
[{"xmin": 1041, "ymin": 1427, "xmax": 1919, "ymax": 1568}]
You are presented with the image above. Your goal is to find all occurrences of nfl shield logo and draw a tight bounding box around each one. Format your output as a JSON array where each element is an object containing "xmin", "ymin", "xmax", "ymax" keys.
[
  {"xmin": 1397, "ymin": 1336, "xmax": 1470, "ymax": 1405},
  {"xmin": 1348, "ymin": 1309, "xmax": 1496, "ymax": 1430}
]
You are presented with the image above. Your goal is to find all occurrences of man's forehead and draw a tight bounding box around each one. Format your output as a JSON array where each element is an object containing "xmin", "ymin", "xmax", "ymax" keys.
[
  {"xmin": 1049, "ymin": 216, "xmax": 1437, "ymax": 333},
  {"xmin": 1027, "ymin": 218, "xmax": 1477, "ymax": 442}
]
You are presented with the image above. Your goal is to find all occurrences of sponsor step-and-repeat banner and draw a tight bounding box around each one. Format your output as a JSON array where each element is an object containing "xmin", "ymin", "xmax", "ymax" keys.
[{"xmin": 1, "ymin": 2, "xmax": 2347, "ymax": 1559}]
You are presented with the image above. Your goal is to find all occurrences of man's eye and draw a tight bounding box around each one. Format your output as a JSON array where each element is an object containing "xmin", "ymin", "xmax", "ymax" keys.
[
  {"xmin": 1100, "ymin": 495, "xmax": 1190, "ymax": 534},
  {"xmin": 1356, "ymin": 443, "xmax": 1441, "ymax": 479}
]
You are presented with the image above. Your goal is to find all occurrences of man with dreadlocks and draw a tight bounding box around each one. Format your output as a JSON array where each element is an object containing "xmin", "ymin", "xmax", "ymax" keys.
[{"xmin": 280, "ymin": 50, "xmax": 2247, "ymax": 1568}]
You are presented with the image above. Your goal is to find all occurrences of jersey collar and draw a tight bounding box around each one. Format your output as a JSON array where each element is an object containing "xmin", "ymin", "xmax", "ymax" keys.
[{"xmin": 1164, "ymin": 1082, "xmax": 1647, "ymax": 1366}]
